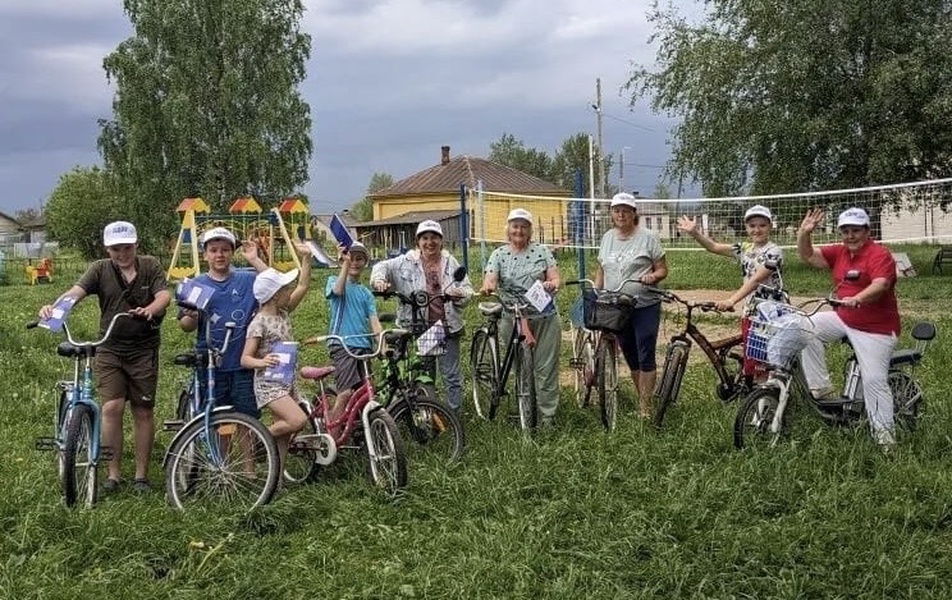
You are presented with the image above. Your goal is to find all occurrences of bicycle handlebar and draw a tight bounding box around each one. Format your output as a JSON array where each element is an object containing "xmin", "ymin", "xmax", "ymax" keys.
[
  {"xmin": 27, "ymin": 311, "xmax": 138, "ymax": 348},
  {"xmin": 475, "ymin": 291, "xmax": 532, "ymax": 313},
  {"xmin": 310, "ymin": 329, "xmax": 406, "ymax": 360},
  {"xmin": 565, "ymin": 276, "xmax": 644, "ymax": 295}
]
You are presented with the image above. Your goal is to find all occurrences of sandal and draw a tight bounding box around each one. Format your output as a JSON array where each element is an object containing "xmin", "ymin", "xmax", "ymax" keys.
[
  {"xmin": 102, "ymin": 478, "xmax": 121, "ymax": 492},
  {"xmin": 132, "ymin": 478, "xmax": 151, "ymax": 493}
]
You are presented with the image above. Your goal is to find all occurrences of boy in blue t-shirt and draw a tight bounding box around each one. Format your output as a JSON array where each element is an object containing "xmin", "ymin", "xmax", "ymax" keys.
[
  {"xmin": 316, "ymin": 242, "xmax": 381, "ymax": 424},
  {"xmin": 177, "ymin": 227, "xmax": 268, "ymax": 417}
]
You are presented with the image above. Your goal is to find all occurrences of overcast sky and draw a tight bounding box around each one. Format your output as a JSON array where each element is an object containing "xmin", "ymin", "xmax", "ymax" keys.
[{"xmin": 0, "ymin": 0, "xmax": 687, "ymax": 218}]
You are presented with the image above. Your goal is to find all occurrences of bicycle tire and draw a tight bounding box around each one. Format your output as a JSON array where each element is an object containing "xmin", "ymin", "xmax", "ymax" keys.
[
  {"xmin": 175, "ymin": 384, "xmax": 192, "ymax": 423},
  {"xmin": 165, "ymin": 411, "xmax": 280, "ymax": 512},
  {"xmin": 572, "ymin": 327, "xmax": 596, "ymax": 408},
  {"xmin": 515, "ymin": 343, "xmax": 537, "ymax": 434},
  {"xmin": 470, "ymin": 329, "xmax": 499, "ymax": 420},
  {"xmin": 365, "ymin": 410, "xmax": 408, "ymax": 495},
  {"xmin": 889, "ymin": 370, "xmax": 923, "ymax": 432},
  {"xmin": 389, "ymin": 384, "xmax": 466, "ymax": 463},
  {"xmin": 62, "ymin": 403, "xmax": 97, "ymax": 508},
  {"xmin": 597, "ymin": 338, "xmax": 618, "ymax": 432},
  {"xmin": 733, "ymin": 388, "xmax": 786, "ymax": 450},
  {"xmin": 283, "ymin": 402, "xmax": 321, "ymax": 484},
  {"xmin": 653, "ymin": 343, "xmax": 690, "ymax": 430}
]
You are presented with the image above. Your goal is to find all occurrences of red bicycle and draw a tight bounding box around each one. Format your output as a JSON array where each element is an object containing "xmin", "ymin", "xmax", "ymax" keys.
[{"xmin": 286, "ymin": 330, "xmax": 408, "ymax": 496}]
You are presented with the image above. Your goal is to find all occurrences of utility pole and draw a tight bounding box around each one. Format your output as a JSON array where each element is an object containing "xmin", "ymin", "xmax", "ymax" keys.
[{"xmin": 593, "ymin": 78, "xmax": 606, "ymax": 199}]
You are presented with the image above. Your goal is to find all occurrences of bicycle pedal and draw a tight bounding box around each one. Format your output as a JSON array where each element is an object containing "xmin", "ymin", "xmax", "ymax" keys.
[
  {"xmin": 163, "ymin": 419, "xmax": 185, "ymax": 432},
  {"xmin": 35, "ymin": 438, "xmax": 57, "ymax": 451}
]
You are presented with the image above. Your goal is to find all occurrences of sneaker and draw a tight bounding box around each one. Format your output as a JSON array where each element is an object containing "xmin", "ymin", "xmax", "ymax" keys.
[
  {"xmin": 132, "ymin": 478, "xmax": 151, "ymax": 493},
  {"xmin": 102, "ymin": 478, "xmax": 121, "ymax": 492},
  {"xmin": 874, "ymin": 429, "xmax": 896, "ymax": 447}
]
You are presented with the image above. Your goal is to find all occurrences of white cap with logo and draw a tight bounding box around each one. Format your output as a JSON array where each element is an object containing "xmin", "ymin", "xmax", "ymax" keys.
[
  {"xmin": 103, "ymin": 221, "xmax": 137, "ymax": 247},
  {"xmin": 253, "ymin": 268, "xmax": 299, "ymax": 303},
  {"xmin": 837, "ymin": 207, "xmax": 871, "ymax": 229},
  {"xmin": 744, "ymin": 204, "xmax": 773, "ymax": 223},
  {"xmin": 610, "ymin": 192, "xmax": 638, "ymax": 209},
  {"xmin": 416, "ymin": 220, "xmax": 443, "ymax": 237},
  {"xmin": 507, "ymin": 208, "xmax": 533, "ymax": 224},
  {"xmin": 201, "ymin": 226, "xmax": 237, "ymax": 248}
]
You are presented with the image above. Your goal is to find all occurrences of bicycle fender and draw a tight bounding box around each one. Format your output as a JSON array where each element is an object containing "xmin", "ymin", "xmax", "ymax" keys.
[
  {"xmin": 161, "ymin": 406, "xmax": 238, "ymax": 468},
  {"xmin": 360, "ymin": 401, "xmax": 385, "ymax": 458}
]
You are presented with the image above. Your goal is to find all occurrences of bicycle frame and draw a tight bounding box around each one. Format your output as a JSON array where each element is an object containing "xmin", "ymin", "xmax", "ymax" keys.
[
  {"xmin": 55, "ymin": 346, "xmax": 104, "ymax": 463},
  {"xmin": 480, "ymin": 297, "xmax": 536, "ymax": 401}
]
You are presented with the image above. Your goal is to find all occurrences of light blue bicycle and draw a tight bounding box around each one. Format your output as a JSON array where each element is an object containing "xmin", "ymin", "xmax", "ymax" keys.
[{"xmin": 30, "ymin": 312, "xmax": 132, "ymax": 508}]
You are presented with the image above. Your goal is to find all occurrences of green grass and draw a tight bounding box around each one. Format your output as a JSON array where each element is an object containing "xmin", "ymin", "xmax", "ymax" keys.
[{"xmin": 1, "ymin": 245, "xmax": 951, "ymax": 598}]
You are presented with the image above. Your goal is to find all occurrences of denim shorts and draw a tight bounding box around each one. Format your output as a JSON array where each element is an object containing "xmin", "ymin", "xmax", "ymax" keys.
[{"xmin": 200, "ymin": 368, "xmax": 259, "ymax": 419}]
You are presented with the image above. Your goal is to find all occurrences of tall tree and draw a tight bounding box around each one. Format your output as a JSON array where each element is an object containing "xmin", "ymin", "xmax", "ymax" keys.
[
  {"xmin": 626, "ymin": 0, "xmax": 952, "ymax": 203},
  {"xmin": 488, "ymin": 133, "xmax": 555, "ymax": 182},
  {"xmin": 350, "ymin": 172, "xmax": 394, "ymax": 221},
  {"xmin": 98, "ymin": 0, "xmax": 312, "ymax": 240}
]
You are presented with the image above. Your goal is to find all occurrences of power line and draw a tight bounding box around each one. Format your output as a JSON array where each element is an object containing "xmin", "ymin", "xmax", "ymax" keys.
[{"xmin": 602, "ymin": 112, "xmax": 656, "ymax": 132}]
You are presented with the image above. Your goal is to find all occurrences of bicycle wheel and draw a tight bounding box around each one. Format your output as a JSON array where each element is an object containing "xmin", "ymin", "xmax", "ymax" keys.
[
  {"xmin": 389, "ymin": 384, "xmax": 466, "ymax": 463},
  {"xmin": 165, "ymin": 412, "xmax": 280, "ymax": 511},
  {"xmin": 596, "ymin": 338, "xmax": 618, "ymax": 432},
  {"xmin": 470, "ymin": 329, "xmax": 499, "ymax": 420},
  {"xmin": 365, "ymin": 410, "xmax": 408, "ymax": 495},
  {"xmin": 653, "ymin": 342, "xmax": 690, "ymax": 430},
  {"xmin": 734, "ymin": 388, "xmax": 786, "ymax": 450},
  {"xmin": 62, "ymin": 404, "xmax": 97, "ymax": 508},
  {"xmin": 175, "ymin": 384, "xmax": 192, "ymax": 422},
  {"xmin": 283, "ymin": 402, "xmax": 321, "ymax": 484},
  {"xmin": 572, "ymin": 328, "xmax": 596, "ymax": 408},
  {"xmin": 514, "ymin": 343, "xmax": 537, "ymax": 433},
  {"xmin": 889, "ymin": 370, "xmax": 923, "ymax": 432}
]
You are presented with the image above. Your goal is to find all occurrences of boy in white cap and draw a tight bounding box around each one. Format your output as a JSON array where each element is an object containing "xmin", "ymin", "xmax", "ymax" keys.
[
  {"xmin": 678, "ymin": 205, "xmax": 784, "ymax": 385},
  {"xmin": 38, "ymin": 221, "xmax": 171, "ymax": 492},
  {"xmin": 178, "ymin": 227, "xmax": 268, "ymax": 419},
  {"xmin": 370, "ymin": 220, "xmax": 474, "ymax": 411},
  {"xmin": 797, "ymin": 207, "xmax": 900, "ymax": 450},
  {"xmin": 240, "ymin": 240, "xmax": 312, "ymax": 471}
]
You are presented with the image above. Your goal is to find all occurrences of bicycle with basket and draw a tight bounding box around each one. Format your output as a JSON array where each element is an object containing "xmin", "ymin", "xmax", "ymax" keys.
[
  {"xmin": 734, "ymin": 295, "xmax": 935, "ymax": 449},
  {"xmin": 372, "ymin": 285, "xmax": 466, "ymax": 463},
  {"xmin": 566, "ymin": 278, "xmax": 639, "ymax": 431}
]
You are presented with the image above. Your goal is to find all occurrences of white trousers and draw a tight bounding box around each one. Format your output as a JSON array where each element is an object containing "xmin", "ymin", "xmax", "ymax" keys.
[{"xmin": 800, "ymin": 311, "xmax": 897, "ymax": 435}]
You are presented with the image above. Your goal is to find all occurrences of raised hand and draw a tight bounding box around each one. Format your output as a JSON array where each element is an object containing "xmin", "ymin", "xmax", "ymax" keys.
[
  {"xmin": 292, "ymin": 239, "xmax": 312, "ymax": 258},
  {"xmin": 799, "ymin": 208, "xmax": 825, "ymax": 235},
  {"xmin": 677, "ymin": 215, "xmax": 698, "ymax": 235},
  {"xmin": 240, "ymin": 239, "xmax": 259, "ymax": 263}
]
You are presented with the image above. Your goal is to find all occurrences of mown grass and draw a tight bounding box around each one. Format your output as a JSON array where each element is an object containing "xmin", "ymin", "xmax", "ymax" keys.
[{"xmin": 1, "ymin": 244, "xmax": 951, "ymax": 599}]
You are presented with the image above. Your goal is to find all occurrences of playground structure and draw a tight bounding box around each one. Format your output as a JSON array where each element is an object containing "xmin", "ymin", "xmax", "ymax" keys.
[
  {"xmin": 25, "ymin": 258, "xmax": 54, "ymax": 285},
  {"xmin": 166, "ymin": 196, "xmax": 313, "ymax": 281}
]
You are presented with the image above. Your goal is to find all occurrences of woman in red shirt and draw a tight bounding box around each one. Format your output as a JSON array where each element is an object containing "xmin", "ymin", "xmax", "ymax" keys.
[{"xmin": 797, "ymin": 207, "xmax": 900, "ymax": 450}]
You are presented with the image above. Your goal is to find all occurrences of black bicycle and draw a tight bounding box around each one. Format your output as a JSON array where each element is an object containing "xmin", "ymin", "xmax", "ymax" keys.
[{"xmin": 469, "ymin": 293, "xmax": 541, "ymax": 435}]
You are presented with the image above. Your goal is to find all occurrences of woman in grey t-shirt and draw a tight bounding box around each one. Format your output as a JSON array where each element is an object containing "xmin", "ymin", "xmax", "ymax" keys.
[{"xmin": 594, "ymin": 193, "xmax": 668, "ymax": 419}]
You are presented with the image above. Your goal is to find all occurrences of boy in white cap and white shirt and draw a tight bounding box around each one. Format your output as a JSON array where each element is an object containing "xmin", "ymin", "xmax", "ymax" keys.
[
  {"xmin": 678, "ymin": 204, "xmax": 785, "ymax": 384},
  {"xmin": 370, "ymin": 220, "xmax": 474, "ymax": 411},
  {"xmin": 178, "ymin": 227, "xmax": 268, "ymax": 419},
  {"xmin": 38, "ymin": 221, "xmax": 171, "ymax": 492},
  {"xmin": 797, "ymin": 207, "xmax": 901, "ymax": 450}
]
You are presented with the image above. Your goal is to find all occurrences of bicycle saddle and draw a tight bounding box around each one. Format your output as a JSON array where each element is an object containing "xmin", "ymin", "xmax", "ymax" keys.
[
  {"xmin": 300, "ymin": 366, "xmax": 336, "ymax": 381},
  {"xmin": 57, "ymin": 342, "xmax": 92, "ymax": 358}
]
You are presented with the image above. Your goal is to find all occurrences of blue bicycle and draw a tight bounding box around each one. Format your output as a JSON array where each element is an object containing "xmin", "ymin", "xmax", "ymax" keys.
[
  {"xmin": 162, "ymin": 302, "xmax": 280, "ymax": 511},
  {"xmin": 30, "ymin": 312, "xmax": 131, "ymax": 508}
]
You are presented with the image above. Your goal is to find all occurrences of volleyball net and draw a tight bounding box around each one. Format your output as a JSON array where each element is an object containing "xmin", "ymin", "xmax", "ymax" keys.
[{"xmin": 469, "ymin": 178, "xmax": 952, "ymax": 251}]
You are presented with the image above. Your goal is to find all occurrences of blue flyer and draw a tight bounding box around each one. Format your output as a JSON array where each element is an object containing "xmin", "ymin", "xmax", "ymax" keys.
[
  {"xmin": 40, "ymin": 296, "xmax": 78, "ymax": 333},
  {"xmin": 176, "ymin": 278, "xmax": 216, "ymax": 311},
  {"xmin": 263, "ymin": 341, "xmax": 298, "ymax": 386},
  {"xmin": 330, "ymin": 214, "xmax": 354, "ymax": 249}
]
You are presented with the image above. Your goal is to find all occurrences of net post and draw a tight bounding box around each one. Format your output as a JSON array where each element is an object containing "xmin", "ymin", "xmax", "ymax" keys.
[{"xmin": 459, "ymin": 183, "xmax": 469, "ymax": 275}]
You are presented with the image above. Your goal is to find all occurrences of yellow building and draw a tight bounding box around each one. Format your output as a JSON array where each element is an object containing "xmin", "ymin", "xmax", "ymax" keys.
[{"xmin": 367, "ymin": 145, "xmax": 572, "ymax": 248}]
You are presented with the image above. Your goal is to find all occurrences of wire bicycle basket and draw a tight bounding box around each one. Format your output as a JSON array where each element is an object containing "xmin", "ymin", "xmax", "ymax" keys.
[
  {"xmin": 745, "ymin": 301, "xmax": 811, "ymax": 369},
  {"xmin": 581, "ymin": 284, "xmax": 635, "ymax": 333},
  {"xmin": 415, "ymin": 321, "xmax": 447, "ymax": 357}
]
